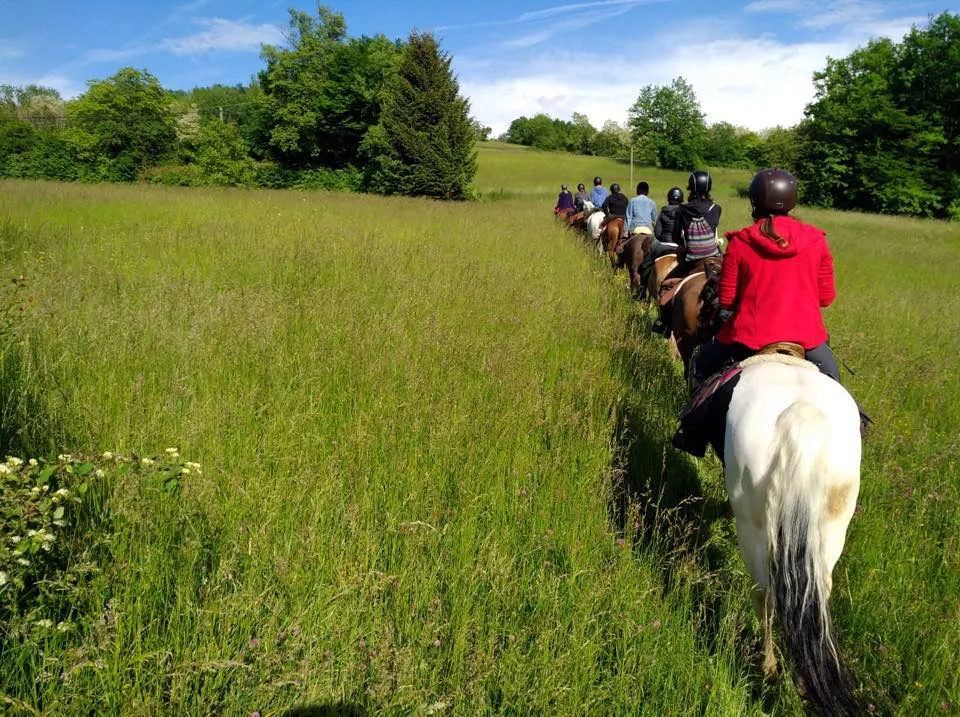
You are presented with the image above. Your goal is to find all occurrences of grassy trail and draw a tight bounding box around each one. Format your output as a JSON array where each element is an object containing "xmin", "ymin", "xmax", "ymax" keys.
[{"xmin": 0, "ymin": 146, "xmax": 957, "ymax": 714}]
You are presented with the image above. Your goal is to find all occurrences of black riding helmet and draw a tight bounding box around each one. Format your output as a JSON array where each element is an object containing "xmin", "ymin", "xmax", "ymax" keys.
[
  {"xmin": 749, "ymin": 168, "xmax": 797, "ymax": 216},
  {"xmin": 667, "ymin": 186, "xmax": 683, "ymax": 204},
  {"xmin": 687, "ymin": 170, "xmax": 711, "ymax": 196},
  {"xmin": 593, "ymin": 176, "xmax": 603, "ymax": 186},
  {"xmin": 610, "ymin": 182, "xmax": 621, "ymax": 193}
]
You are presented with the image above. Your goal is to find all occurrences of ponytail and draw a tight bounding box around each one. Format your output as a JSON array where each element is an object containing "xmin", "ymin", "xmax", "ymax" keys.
[{"xmin": 759, "ymin": 215, "xmax": 788, "ymax": 248}]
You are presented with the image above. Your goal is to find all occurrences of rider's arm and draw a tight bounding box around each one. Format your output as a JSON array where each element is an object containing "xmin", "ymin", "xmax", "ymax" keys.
[
  {"xmin": 625, "ymin": 199, "xmax": 636, "ymax": 227},
  {"xmin": 818, "ymin": 241, "xmax": 837, "ymax": 307},
  {"xmin": 654, "ymin": 211, "xmax": 663, "ymax": 239},
  {"xmin": 717, "ymin": 238, "xmax": 740, "ymax": 309}
]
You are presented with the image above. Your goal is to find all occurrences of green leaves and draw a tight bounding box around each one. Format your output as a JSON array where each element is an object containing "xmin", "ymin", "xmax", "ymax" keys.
[{"xmin": 365, "ymin": 32, "xmax": 477, "ymax": 200}]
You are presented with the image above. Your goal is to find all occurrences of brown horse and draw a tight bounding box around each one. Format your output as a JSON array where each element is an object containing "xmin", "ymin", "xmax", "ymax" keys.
[
  {"xmin": 600, "ymin": 218, "xmax": 625, "ymax": 266},
  {"xmin": 658, "ymin": 257, "xmax": 722, "ymax": 375},
  {"xmin": 614, "ymin": 233, "xmax": 646, "ymax": 298},
  {"xmin": 637, "ymin": 235, "xmax": 679, "ymax": 298}
]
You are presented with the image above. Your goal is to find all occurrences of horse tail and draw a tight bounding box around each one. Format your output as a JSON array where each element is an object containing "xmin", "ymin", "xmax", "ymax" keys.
[{"xmin": 767, "ymin": 401, "xmax": 858, "ymax": 716}]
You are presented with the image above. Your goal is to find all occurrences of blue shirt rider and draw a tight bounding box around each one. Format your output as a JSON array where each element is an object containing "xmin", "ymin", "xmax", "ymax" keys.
[
  {"xmin": 626, "ymin": 181, "xmax": 657, "ymax": 234},
  {"xmin": 589, "ymin": 176, "xmax": 609, "ymax": 208}
]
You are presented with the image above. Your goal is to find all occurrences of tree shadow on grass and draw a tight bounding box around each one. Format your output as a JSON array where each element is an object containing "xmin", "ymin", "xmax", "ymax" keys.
[{"xmin": 607, "ymin": 307, "xmax": 781, "ymax": 709}]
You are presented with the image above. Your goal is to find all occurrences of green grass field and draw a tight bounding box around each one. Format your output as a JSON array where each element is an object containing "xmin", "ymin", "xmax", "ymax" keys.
[{"xmin": 0, "ymin": 143, "xmax": 957, "ymax": 715}]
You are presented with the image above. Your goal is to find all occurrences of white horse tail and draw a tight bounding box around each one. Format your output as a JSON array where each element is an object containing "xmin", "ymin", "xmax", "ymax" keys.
[{"xmin": 767, "ymin": 401, "xmax": 858, "ymax": 716}]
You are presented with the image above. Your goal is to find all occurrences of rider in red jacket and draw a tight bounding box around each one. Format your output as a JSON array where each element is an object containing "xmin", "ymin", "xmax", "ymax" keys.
[{"xmin": 691, "ymin": 168, "xmax": 840, "ymax": 386}]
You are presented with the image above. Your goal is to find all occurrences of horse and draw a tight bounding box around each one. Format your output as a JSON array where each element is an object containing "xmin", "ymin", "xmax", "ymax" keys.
[
  {"xmin": 724, "ymin": 353, "xmax": 860, "ymax": 714},
  {"xmin": 614, "ymin": 229, "xmax": 649, "ymax": 298},
  {"xmin": 656, "ymin": 256, "xmax": 722, "ymax": 374},
  {"xmin": 585, "ymin": 209, "xmax": 605, "ymax": 246},
  {"xmin": 639, "ymin": 236, "xmax": 678, "ymax": 298},
  {"xmin": 601, "ymin": 217, "xmax": 625, "ymax": 266}
]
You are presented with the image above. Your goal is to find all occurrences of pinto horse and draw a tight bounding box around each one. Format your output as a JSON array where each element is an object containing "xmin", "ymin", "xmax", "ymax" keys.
[{"xmin": 725, "ymin": 354, "xmax": 861, "ymax": 714}]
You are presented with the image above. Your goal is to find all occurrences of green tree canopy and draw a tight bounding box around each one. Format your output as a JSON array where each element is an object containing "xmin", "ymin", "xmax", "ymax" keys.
[
  {"xmin": 67, "ymin": 67, "xmax": 176, "ymax": 180},
  {"xmin": 796, "ymin": 13, "xmax": 959, "ymax": 217},
  {"xmin": 259, "ymin": 5, "xmax": 402, "ymax": 169},
  {"xmin": 628, "ymin": 77, "xmax": 706, "ymax": 170},
  {"xmin": 363, "ymin": 32, "xmax": 476, "ymax": 199}
]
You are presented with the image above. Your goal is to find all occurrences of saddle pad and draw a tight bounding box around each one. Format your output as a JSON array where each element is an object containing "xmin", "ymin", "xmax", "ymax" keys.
[
  {"xmin": 739, "ymin": 353, "xmax": 818, "ymax": 370},
  {"xmin": 658, "ymin": 271, "xmax": 705, "ymax": 307}
]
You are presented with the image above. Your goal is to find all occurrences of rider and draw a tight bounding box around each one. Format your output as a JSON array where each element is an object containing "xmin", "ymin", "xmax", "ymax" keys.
[
  {"xmin": 589, "ymin": 176, "xmax": 609, "ymax": 209},
  {"xmin": 626, "ymin": 181, "xmax": 657, "ymax": 235},
  {"xmin": 637, "ymin": 187, "xmax": 684, "ymax": 297},
  {"xmin": 598, "ymin": 182, "xmax": 629, "ymax": 241},
  {"xmin": 666, "ymin": 170, "xmax": 722, "ymax": 280},
  {"xmin": 554, "ymin": 183, "xmax": 575, "ymax": 215},
  {"xmin": 691, "ymin": 168, "xmax": 840, "ymax": 386},
  {"xmin": 654, "ymin": 186, "xmax": 684, "ymax": 242},
  {"xmin": 574, "ymin": 183, "xmax": 590, "ymax": 212}
]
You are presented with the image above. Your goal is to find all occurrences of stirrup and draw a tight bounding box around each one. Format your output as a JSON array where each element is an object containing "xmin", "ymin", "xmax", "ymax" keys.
[{"xmin": 650, "ymin": 318, "xmax": 670, "ymax": 337}]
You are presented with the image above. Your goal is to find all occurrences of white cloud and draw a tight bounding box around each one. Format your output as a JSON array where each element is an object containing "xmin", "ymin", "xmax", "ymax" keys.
[
  {"xmin": 436, "ymin": 0, "xmax": 664, "ymax": 31},
  {"xmin": 460, "ymin": 35, "xmax": 858, "ymax": 135},
  {"xmin": 162, "ymin": 18, "xmax": 284, "ymax": 55},
  {"xmin": 458, "ymin": 4, "xmax": 930, "ymax": 136}
]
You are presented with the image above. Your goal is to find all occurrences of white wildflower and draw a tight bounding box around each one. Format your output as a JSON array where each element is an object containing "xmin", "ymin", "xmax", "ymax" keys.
[
  {"xmin": 141, "ymin": 457, "xmax": 154, "ymax": 466},
  {"xmin": 9, "ymin": 535, "xmax": 21, "ymax": 544},
  {"xmin": 30, "ymin": 486, "xmax": 41, "ymax": 496},
  {"xmin": 94, "ymin": 468, "xmax": 105, "ymax": 478},
  {"xmin": 35, "ymin": 619, "xmax": 54, "ymax": 629},
  {"xmin": 185, "ymin": 462, "xmax": 201, "ymax": 472},
  {"xmin": 28, "ymin": 458, "xmax": 37, "ymax": 466},
  {"xmin": 6, "ymin": 456, "xmax": 23, "ymax": 467},
  {"xmin": 56, "ymin": 621, "xmax": 71, "ymax": 632},
  {"xmin": 16, "ymin": 558, "xmax": 30, "ymax": 566},
  {"xmin": 165, "ymin": 447, "xmax": 179, "ymax": 456},
  {"xmin": 102, "ymin": 451, "xmax": 113, "ymax": 460},
  {"xmin": 57, "ymin": 454, "xmax": 72, "ymax": 462},
  {"xmin": 180, "ymin": 468, "xmax": 190, "ymax": 475},
  {"xmin": 26, "ymin": 529, "xmax": 38, "ymax": 537},
  {"xmin": 55, "ymin": 488, "xmax": 71, "ymax": 499},
  {"xmin": 0, "ymin": 571, "xmax": 8, "ymax": 586},
  {"xmin": 0, "ymin": 464, "xmax": 11, "ymax": 475}
]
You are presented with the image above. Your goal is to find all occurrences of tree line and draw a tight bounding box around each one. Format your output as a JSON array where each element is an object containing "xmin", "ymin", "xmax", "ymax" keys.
[
  {"xmin": 503, "ymin": 13, "xmax": 959, "ymax": 220},
  {"xmin": 0, "ymin": 6, "xmax": 478, "ymax": 199}
]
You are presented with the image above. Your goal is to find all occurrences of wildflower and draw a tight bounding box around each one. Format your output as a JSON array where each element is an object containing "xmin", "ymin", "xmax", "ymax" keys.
[
  {"xmin": 0, "ymin": 464, "xmax": 11, "ymax": 475},
  {"xmin": 16, "ymin": 558, "xmax": 30, "ymax": 566},
  {"xmin": 102, "ymin": 451, "xmax": 113, "ymax": 460},
  {"xmin": 878, "ymin": 644, "xmax": 889, "ymax": 654},
  {"xmin": 180, "ymin": 468, "xmax": 190, "ymax": 475},
  {"xmin": 141, "ymin": 457, "xmax": 154, "ymax": 466},
  {"xmin": 433, "ymin": 638, "xmax": 441, "ymax": 647},
  {"xmin": 249, "ymin": 638, "xmax": 260, "ymax": 649},
  {"xmin": 10, "ymin": 535, "xmax": 21, "ymax": 543},
  {"xmin": 185, "ymin": 462, "xmax": 201, "ymax": 471},
  {"xmin": 6, "ymin": 456, "xmax": 23, "ymax": 467},
  {"xmin": 30, "ymin": 486, "xmax": 40, "ymax": 496},
  {"xmin": 28, "ymin": 458, "xmax": 37, "ymax": 466},
  {"xmin": 35, "ymin": 619, "xmax": 54, "ymax": 629},
  {"xmin": 55, "ymin": 488, "xmax": 71, "ymax": 499},
  {"xmin": 616, "ymin": 537, "xmax": 626, "ymax": 548},
  {"xmin": 94, "ymin": 468, "xmax": 105, "ymax": 478},
  {"xmin": 56, "ymin": 621, "xmax": 71, "ymax": 632},
  {"xmin": 165, "ymin": 447, "xmax": 179, "ymax": 456},
  {"xmin": 0, "ymin": 571, "xmax": 8, "ymax": 586},
  {"xmin": 57, "ymin": 454, "xmax": 72, "ymax": 462}
]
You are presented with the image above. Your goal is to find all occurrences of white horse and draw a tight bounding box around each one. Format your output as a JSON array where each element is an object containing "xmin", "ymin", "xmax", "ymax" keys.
[
  {"xmin": 724, "ymin": 354, "xmax": 860, "ymax": 714},
  {"xmin": 585, "ymin": 207, "xmax": 604, "ymax": 246}
]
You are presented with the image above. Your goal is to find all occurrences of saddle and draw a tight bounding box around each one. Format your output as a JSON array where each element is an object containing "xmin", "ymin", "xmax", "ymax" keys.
[{"xmin": 673, "ymin": 348, "xmax": 818, "ymax": 461}]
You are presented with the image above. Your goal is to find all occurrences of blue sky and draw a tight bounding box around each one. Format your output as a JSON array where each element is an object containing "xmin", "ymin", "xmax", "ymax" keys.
[{"xmin": 0, "ymin": 0, "xmax": 953, "ymax": 133}]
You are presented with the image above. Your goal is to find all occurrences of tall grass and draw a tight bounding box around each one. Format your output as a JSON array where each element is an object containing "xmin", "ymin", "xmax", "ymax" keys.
[{"xmin": 0, "ymin": 145, "xmax": 956, "ymax": 715}]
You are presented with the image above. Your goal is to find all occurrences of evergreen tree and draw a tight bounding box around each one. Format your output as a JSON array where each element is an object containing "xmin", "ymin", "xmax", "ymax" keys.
[{"xmin": 364, "ymin": 32, "xmax": 476, "ymax": 200}]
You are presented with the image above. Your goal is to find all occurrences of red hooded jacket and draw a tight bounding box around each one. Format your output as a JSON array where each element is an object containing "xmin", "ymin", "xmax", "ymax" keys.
[{"xmin": 716, "ymin": 215, "xmax": 836, "ymax": 350}]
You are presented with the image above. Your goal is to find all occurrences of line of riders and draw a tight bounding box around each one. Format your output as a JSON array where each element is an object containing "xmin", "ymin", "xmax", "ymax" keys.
[{"xmin": 554, "ymin": 169, "xmax": 868, "ymax": 457}]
